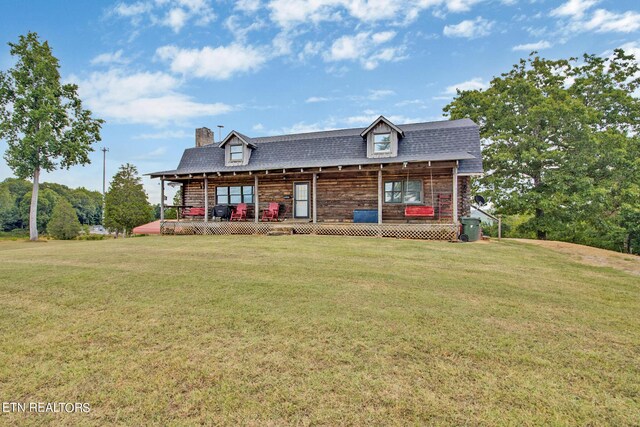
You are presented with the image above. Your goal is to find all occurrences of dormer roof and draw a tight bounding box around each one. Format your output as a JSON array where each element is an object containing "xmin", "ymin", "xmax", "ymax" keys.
[
  {"xmin": 218, "ymin": 130, "xmax": 257, "ymax": 149},
  {"xmin": 360, "ymin": 115, "xmax": 405, "ymax": 138}
]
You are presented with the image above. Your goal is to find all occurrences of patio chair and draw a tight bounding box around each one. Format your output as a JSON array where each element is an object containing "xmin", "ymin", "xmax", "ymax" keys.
[
  {"xmin": 261, "ymin": 202, "xmax": 280, "ymax": 221},
  {"xmin": 230, "ymin": 203, "xmax": 247, "ymax": 221}
]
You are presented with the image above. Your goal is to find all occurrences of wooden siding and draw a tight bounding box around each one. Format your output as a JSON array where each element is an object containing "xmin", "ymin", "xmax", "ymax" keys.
[{"xmin": 177, "ymin": 163, "xmax": 472, "ymax": 223}]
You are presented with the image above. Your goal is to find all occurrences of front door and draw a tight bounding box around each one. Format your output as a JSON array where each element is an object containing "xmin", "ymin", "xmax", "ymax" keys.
[{"xmin": 294, "ymin": 182, "xmax": 310, "ymax": 218}]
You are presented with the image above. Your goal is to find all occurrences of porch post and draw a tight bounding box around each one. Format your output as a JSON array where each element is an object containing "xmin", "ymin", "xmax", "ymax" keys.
[
  {"xmin": 254, "ymin": 174, "xmax": 259, "ymax": 223},
  {"xmin": 452, "ymin": 166, "xmax": 458, "ymax": 223},
  {"xmin": 377, "ymin": 169, "xmax": 383, "ymax": 224},
  {"xmin": 312, "ymin": 173, "xmax": 317, "ymax": 223},
  {"xmin": 204, "ymin": 177, "xmax": 209, "ymax": 222},
  {"xmin": 160, "ymin": 178, "xmax": 165, "ymax": 221}
]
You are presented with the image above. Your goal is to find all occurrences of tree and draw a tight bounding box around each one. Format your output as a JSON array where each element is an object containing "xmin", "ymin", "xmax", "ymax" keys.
[
  {"xmin": 47, "ymin": 198, "xmax": 81, "ymax": 240},
  {"xmin": 19, "ymin": 188, "xmax": 59, "ymax": 233},
  {"xmin": 104, "ymin": 164, "xmax": 153, "ymax": 237},
  {"xmin": 444, "ymin": 50, "xmax": 640, "ymax": 252},
  {"xmin": 0, "ymin": 32, "xmax": 103, "ymax": 241}
]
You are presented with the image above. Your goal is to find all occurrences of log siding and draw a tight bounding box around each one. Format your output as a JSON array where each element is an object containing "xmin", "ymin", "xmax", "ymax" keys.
[{"xmin": 176, "ymin": 162, "xmax": 470, "ymax": 223}]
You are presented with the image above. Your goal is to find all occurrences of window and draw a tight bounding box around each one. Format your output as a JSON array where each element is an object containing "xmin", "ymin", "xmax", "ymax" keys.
[
  {"xmin": 384, "ymin": 180, "xmax": 422, "ymax": 204},
  {"xmin": 216, "ymin": 186, "xmax": 254, "ymax": 204},
  {"xmin": 229, "ymin": 144, "xmax": 243, "ymax": 162},
  {"xmin": 373, "ymin": 133, "xmax": 391, "ymax": 153}
]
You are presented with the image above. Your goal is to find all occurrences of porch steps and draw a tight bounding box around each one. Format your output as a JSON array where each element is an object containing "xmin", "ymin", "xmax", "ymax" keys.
[{"xmin": 268, "ymin": 225, "xmax": 294, "ymax": 236}]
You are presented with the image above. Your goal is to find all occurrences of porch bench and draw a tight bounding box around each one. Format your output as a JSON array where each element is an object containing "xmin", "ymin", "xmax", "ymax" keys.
[
  {"xmin": 182, "ymin": 207, "xmax": 206, "ymax": 218},
  {"xmin": 404, "ymin": 206, "xmax": 435, "ymax": 217}
]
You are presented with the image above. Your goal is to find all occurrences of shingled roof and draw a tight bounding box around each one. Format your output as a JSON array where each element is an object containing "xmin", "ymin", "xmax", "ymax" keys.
[{"xmin": 149, "ymin": 118, "xmax": 483, "ymax": 177}]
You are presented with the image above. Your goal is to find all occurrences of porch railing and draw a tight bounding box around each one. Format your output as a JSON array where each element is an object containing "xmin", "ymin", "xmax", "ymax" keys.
[{"xmin": 160, "ymin": 221, "xmax": 458, "ymax": 240}]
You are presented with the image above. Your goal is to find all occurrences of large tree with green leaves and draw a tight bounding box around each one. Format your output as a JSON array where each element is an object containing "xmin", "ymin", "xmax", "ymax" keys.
[
  {"xmin": 0, "ymin": 32, "xmax": 103, "ymax": 240},
  {"xmin": 104, "ymin": 163, "xmax": 153, "ymax": 237},
  {"xmin": 445, "ymin": 50, "xmax": 640, "ymax": 252}
]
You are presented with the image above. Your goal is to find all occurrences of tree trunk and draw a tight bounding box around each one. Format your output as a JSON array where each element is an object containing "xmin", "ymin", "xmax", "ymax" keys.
[
  {"xmin": 29, "ymin": 168, "xmax": 40, "ymax": 241},
  {"xmin": 533, "ymin": 173, "xmax": 546, "ymax": 240},
  {"xmin": 623, "ymin": 233, "xmax": 631, "ymax": 254},
  {"xmin": 535, "ymin": 207, "xmax": 546, "ymax": 240}
]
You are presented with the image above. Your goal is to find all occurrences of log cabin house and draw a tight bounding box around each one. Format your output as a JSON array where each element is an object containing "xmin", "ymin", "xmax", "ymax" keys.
[{"xmin": 148, "ymin": 116, "xmax": 483, "ymax": 239}]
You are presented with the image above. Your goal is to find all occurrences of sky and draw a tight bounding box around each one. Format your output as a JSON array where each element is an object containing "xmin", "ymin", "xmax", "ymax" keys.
[{"xmin": 1, "ymin": 0, "xmax": 639, "ymax": 203}]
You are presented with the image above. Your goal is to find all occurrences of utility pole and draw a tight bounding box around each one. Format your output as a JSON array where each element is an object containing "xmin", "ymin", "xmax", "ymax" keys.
[
  {"xmin": 101, "ymin": 147, "xmax": 108, "ymax": 224},
  {"xmin": 217, "ymin": 125, "xmax": 224, "ymax": 142}
]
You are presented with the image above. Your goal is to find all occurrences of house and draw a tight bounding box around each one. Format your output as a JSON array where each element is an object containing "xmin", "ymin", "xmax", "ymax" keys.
[{"xmin": 148, "ymin": 116, "xmax": 482, "ymax": 239}]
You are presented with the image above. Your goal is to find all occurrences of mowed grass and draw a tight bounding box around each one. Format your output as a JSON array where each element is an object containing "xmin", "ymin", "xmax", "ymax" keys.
[{"xmin": 0, "ymin": 236, "xmax": 638, "ymax": 426}]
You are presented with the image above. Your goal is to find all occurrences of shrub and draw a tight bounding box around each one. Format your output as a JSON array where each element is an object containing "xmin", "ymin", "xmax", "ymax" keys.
[
  {"xmin": 76, "ymin": 234, "xmax": 107, "ymax": 240},
  {"xmin": 47, "ymin": 199, "xmax": 81, "ymax": 240}
]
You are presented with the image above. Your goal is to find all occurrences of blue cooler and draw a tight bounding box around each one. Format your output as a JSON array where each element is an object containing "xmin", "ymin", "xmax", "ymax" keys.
[{"xmin": 353, "ymin": 209, "xmax": 378, "ymax": 223}]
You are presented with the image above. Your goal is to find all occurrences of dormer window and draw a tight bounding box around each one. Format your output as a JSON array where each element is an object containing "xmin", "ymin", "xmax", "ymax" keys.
[
  {"xmin": 361, "ymin": 116, "xmax": 404, "ymax": 159},
  {"xmin": 373, "ymin": 133, "xmax": 391, "ymax": 153},
  {"xmin": 219, "ymin": 131, "xmax": 256, "ymax": 166},
  {"xmin": 229, "ymin": 144, "xmax": 243, "ymax": 162}
]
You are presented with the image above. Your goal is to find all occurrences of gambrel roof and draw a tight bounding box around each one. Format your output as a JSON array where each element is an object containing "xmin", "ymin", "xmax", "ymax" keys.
[{"xmin": 149, "ymin": 118, "xmax": 483, "ymax": 177}]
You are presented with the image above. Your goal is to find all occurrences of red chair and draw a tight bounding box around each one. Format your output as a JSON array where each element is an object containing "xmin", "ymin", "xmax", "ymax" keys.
[
  {"xmin": 261, "ymin": 202, "xmax": 280, "ymax": 221},
  {"xmin": 230, "ymin": 203, "xmax": 247, "ymax": 221}
]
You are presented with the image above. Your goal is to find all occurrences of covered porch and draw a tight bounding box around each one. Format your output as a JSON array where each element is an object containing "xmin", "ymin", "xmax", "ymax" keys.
[{"xmin": 155, "ymin": 161, "xmax": 467, "ymax": 228}]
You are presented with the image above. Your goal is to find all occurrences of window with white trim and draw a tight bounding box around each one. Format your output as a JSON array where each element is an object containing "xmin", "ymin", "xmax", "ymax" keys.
[
  {"xmin": 216, "ymin": 186, "xmax": 254, "ymax": 204},
  {"xmin": 229, "ymin": 144, "xmax": 243, "ymax": 162},
  {"xmin": 384, "ymin": 180, "xmax": 422, "ymax": 204},
  {"xmin": 373, "ymin": 133, "xmax": 391, "ymax": 153}
]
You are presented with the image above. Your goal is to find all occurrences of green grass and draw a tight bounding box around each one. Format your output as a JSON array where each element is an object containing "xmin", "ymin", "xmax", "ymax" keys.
[{"xmin": 0, "ymin": 236, "xmax": 638, "ymax": 425}]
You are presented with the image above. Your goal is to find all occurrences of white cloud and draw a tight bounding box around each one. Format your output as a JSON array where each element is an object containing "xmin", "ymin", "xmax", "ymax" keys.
[
  {"xmin": 279, "ymin": 121, "xmax": 339, "ymax": 134},
  {"xmin": 266, "ymin": 0, "xmax": 486, "ymax": 28},
  {"xmin": 395, "ymin": 99, "xmax": 425, "ymax": 107},
  {"xmin": 111, "ymin": 0, "xmax": 216, "ymax": 33},
  {"xmin": 443, "ymin": 77, "xmax": 488, "ymax": 95},
  {"xmin": 582, "ymin": 9, "xmax": 640, "ymax": 33},
  {"xmin": 164, "ymin": 8, "xmax": 189, "ymax": 32},
  {"xmin": 156, "ymin": 43, "xmax": 268, "ymax": 80},
  {"xmin": 551, "ymin": 1, "xmax": 640, "ymax": 35},
  {"xmin": 443, "ymin": 17, "xmax": 494, "ymax": 38},
  {"xmin": 72, "ymin": 69, "xmax": 233, "ymax": 125},
  {"xmin": 371, "ymin": 31, "xmax": 396, "ymax": 44},
  {"xmin": 512, "ymin": 40, "xmax": 552, "ymax": 51},
  {"xmin": 298, "ymin": 41, "xmax": 325, "ymax": 61},
  {"xmin": 550, "ymin": 0, "xmax": 599, "ymax": 19},
  {"xmin": 324, "ymin": 31, "xmax": 405, "ymax": 69},
  {"xmin": 305, "ymin": 96, "xmax": 331, "ymax": 103},
  {"xmin": 113, "ymin": 1, "xmax": 152, "ymax": 17},
  {"xmin": 444, "ymin": 0, "xmax": 483, "ymax": 13},
  {"xmin": 134, "ymin": 147, "xmax": 168, "ymax": 159},
  {"xmin": 252, "ymin": 123, "xmax": 265, "ymax": 131},
  {"xmin": 236, "ymin": 0, "xmax": 261, "ymax": 13},
  {"xmin": 224, "ymin": 15, "xmax": 267, "ymax": 42},
  {"xmin": 367, "ymin": 89, "xmax": 395, "ymax": 100},
  {"xmin": 342, "ymin": 112, "xmax": 426, "ymax": 126},
  {"xmin": 90, "ymin": 50, "xmax": 129, "ymax": 65}
]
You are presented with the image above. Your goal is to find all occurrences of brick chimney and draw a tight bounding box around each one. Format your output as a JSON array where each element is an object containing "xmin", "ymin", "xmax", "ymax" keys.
[{"xmin": 195, "ymin": 127, "xmax": 214, "ymax": 147}]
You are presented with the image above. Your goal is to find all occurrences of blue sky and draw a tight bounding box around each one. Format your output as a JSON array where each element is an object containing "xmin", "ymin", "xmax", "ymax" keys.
[{"xmin": 1, "ymin": 0, "xmax": 639, "ymax": 203}]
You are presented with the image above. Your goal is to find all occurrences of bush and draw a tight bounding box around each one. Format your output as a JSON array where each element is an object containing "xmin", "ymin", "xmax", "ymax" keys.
[
  {"xmin": 0, "ymin": 229, "xmax": 29, "ymax": 240},
  {"xmin": 47, "ymin": 199, "xmax": 81, "ymax": 240},
  {"xmin": 76, "ymin": 234, "xmax": 107, "ymax": 240}
]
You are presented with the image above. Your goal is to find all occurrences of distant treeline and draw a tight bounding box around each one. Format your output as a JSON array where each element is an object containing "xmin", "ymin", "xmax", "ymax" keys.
[{"xmin": 0, "ymin": 178, "xmax": 103, "ymax": 232}]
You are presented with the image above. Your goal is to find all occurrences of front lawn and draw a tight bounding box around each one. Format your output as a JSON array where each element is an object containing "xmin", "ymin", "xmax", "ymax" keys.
[{"xmin": 0, "ymin": 236, "xmax": 638, "ymax": 425}]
